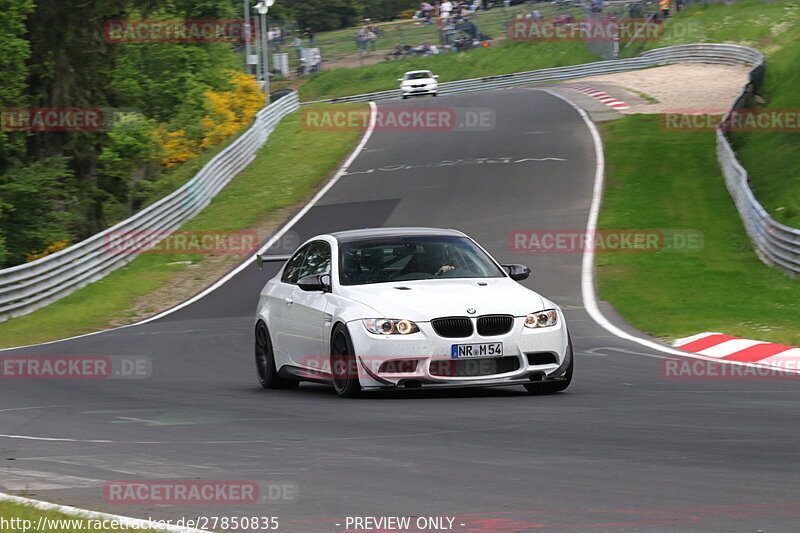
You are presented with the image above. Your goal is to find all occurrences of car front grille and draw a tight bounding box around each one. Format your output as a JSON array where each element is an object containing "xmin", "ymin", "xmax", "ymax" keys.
[
  {"xmin": 431, "ymin": 317, "xmax": 473, "ymax": 338},
  {"xmin": 430, "ymin": 356, "xmax": 520, "ymax": 377},
  {"xmin": 477, "ymin": 314, "xmax": 514, "ymax": 336}
]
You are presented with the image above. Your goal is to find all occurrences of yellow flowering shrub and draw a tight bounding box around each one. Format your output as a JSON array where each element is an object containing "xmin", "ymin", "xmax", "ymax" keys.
[
  {"xmin": 26, "ymin": 239, "xmax": 70, "ymax": 262},
  {"xmin": 200, "ymin": 70, "xmax": 264, "ymax": 149},
  {"xmin": 155, "ymin": 128, "xmax": 199, "ymax": 167}
]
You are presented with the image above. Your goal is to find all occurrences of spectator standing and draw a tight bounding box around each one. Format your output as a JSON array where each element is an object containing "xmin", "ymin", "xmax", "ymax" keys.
[
  {"xmin": 356, "ymin": 27, "xmax": 368, "ymax": 56},
  {"xmin": 421, "ymin": 2, "xmax": 434, "ymax": 20},
  {"xmin": 440, "ymin": 0, "xmax": 453, "ymax": 18},
  {"xmin": 304, "ymin": 27, "xmax": 315, "ymax": 46},
  {"xmin": 367, "ymin": 29, "xmax": 377, "ymax": 51},
  {"xmin": 660, "ymin": 0, "xmax": 670, "ymax": 18},
  {"xmin": 293, "ymin": 34, "xmax": 303, "ymax": 59}
]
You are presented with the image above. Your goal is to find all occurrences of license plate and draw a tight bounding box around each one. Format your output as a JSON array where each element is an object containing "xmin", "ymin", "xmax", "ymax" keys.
[{"xmin": 451, "ymin": 342, "xmax": 503, "ymax": 358}]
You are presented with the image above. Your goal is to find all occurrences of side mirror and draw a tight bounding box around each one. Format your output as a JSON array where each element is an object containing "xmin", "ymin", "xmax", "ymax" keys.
[
  {"xmin": 433, "ymin": 74, "xmax": 439, "ymax": 78},
  {"xmin": 501, "ymin": 264, "xmax": 531, "ymax": 281},
  {"xmin": 397, "ymin": 78, "xmax": 404, "ymax": 82},
  {"xmin": 298, "ymin": 273, "xmax": 331, "ymax": 292}
]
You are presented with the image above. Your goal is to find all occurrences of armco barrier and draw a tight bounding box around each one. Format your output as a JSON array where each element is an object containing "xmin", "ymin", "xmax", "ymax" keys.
[
  {"xmin": 0, "ymin": 91, "xmax": 300, "ymax": 322},
  {"xmin": 307, "ymin": 43, "xmax": 799, "ymax": 276},
  {"xmin": 303, "ymin": 44, "xmax": 764, "ymax": 104},
  {"xmin": 717, "ymin": 94, "xmax": 800, "ymax": 275}
]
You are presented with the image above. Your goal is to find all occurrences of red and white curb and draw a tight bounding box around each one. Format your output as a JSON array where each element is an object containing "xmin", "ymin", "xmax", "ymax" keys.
[
  {"xmin": 673, "ymin": 332, "xmax": 800, "ymax": 370},
  {"xmin": 566, "ymin": 85, "xmax": 630, "ymax": 110}
]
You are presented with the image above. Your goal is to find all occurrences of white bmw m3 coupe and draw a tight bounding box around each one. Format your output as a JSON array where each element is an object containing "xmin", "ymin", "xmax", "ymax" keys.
[{"xmin": 254, "ymin": 228, "xmax": 572, "ymax": 397}]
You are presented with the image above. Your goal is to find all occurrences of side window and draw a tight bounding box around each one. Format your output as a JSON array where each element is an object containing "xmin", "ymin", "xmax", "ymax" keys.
[
  {"xmin": 298, "ymin": 241, "xmax": 331, "ymax": 279},
  {"xmin": 281, "ymin": 244, "xmax": 311, "ymax": 284}
]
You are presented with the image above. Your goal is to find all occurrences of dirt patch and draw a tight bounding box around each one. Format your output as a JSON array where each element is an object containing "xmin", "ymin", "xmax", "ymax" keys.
[{"xmin": 575, "ymin": 63, "xmax": 753, "ymax": 114}]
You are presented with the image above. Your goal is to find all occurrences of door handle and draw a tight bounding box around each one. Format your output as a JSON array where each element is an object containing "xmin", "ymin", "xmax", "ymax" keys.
[{"xmin": 285, "ymin": 298, "xmax": 293, "ymax": 306}]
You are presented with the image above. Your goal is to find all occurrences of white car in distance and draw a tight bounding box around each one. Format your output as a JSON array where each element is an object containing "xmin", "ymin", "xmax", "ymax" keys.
[
  {"xmin": 254, "ymin": 228, "xmax": 573, "ymax": 398},
  {"xmin": 399, "ymin": 70, "xmax": 439, "ymax": 99}
]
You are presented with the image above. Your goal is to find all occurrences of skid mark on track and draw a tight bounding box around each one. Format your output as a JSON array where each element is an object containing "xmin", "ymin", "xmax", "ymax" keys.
[{"xmin": 344, "ymin": 156, "xmax": 567, "ymax": 176}]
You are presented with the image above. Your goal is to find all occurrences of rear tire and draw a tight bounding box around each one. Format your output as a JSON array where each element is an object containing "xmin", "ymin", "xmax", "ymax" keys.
[
  {"xmin": 524, "ymin": 335, "xmax": 573, "ymax": 395},
  {"xmin": 330, "ymin": 324, "xmax": 361, "ymax": 398},
  {"xmin": 255, "ymin": 321, "xmax": 299, "ymax": 390}
]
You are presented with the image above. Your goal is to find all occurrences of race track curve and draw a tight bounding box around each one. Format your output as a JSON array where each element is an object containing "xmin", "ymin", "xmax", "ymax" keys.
[{"xmin": 1, "ymin": 88, "xmax": 798, "ymax": 532}]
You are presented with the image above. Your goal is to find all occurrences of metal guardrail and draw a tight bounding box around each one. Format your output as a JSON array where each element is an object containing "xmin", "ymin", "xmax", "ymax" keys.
[
  {"xmin": 717, "ymin": 77, "xmax": 800, "ymax": 276},
  {"xmin": 0, "ymin": 92, "xmax": 300, "ymax": 322},
  {"xmin": 303, "ymin": 44, "xmax": 763, "ymax": 104}
]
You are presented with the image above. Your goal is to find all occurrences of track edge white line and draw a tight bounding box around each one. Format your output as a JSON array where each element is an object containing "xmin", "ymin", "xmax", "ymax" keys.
[
  {"xmin": 0, "ymin": 492, "xmax": 209, "ymax": 532},
  {"xmin": 534, "ymin": 88, "xmax": 800, "ymax": 374}
]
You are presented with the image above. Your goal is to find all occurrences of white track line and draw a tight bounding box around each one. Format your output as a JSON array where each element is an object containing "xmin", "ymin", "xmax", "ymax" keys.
[
  {"xmin": 0, "ymin": 102, "xmax": 378, "ymax": 353},
  {"xmin": 0, "ymin": 492, "xmax": 209, "ymax": 532},
  {"xmin": 535, "ymin": 88, "xmax": 800, "ymax": 374}
]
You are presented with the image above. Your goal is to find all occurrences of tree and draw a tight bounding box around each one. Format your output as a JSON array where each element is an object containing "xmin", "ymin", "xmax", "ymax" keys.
[
  {"xmin": 287, "ymin": 0, "xmax": 358, "ymax": 32},
  {"xmin": 0, "ymin": 0, "xmax": 35, "ymax": 171},
  {"xmin": 0, "ymin": 157, "xmax": 74, "ymax": 266}
]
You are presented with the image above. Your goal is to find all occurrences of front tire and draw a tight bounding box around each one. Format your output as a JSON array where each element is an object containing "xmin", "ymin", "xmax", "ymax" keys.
[
  {"xmin": 524, "ymin": 335, "xmax": 573, "ymax": 395},
  {"xmin": 330, "ymin": 324, "xmax": 361, "ymax": 398},
  {"xmin": 255, "ymin": 321, "xmax": 299, "ymax": 389}
]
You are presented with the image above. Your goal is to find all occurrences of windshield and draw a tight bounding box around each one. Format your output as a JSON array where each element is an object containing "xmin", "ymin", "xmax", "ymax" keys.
[
  {"xmin": 405, "ymin": 72, "xmax": 432, "ymax": 80},
  {"xmin": 338, "ymin": 235, "xmax": 505, "ymax": 285}
]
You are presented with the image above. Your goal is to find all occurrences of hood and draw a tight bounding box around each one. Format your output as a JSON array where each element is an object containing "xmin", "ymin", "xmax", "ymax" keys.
[
  {"xmin": 338, "ymin": 277, "xmax": 545, "ymax": 322},
  {"xmin": 402, "ymin": 78, "xmax": 435, "ymax": 85}
]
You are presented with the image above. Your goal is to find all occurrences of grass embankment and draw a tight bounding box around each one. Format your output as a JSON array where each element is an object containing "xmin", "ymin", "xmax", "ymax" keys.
[
  {"xmin": 299, "ymin": 40, "xmax": 597, "ymax": 100},
  {"xmin": 596, "ymin": 116, "xmax": 800, "ymax": 346},
  {"xmin": 277, "ymin": 4, "xmax": 583, "ymax": 71},
  {"xmin": 0, "ymin": 501, "xmax": 160, "ymax": 533},
  {"xmin": 0, "ymin": 104, "xmax": 365, "ymax": 349},
  {"xmin": 629, "ymin": 0, "xmax": 800, "ymax": 227}
]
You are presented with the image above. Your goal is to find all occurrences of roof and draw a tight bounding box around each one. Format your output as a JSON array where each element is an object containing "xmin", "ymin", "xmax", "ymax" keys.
[{"xmin": 330, "ymin": 227, "xmax": 465, "ymax": 244}]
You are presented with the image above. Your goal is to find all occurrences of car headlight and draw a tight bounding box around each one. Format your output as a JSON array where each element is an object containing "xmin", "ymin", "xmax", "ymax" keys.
[
  {"xmin": 524, "ymin": 309, "xmax": 558, "ymax": 329},
  {"xmin": 362, "ymin": 318, "xmax": 420, "ymax": 335}
]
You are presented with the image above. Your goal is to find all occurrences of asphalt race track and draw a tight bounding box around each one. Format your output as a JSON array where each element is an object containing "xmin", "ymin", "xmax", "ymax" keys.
[{"xmin": 1, "ymin": 89, "xmax": 798, "ymax": 532}]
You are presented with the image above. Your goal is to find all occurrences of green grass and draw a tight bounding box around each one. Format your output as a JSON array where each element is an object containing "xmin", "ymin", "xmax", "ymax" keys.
[
  {"xmin": 0, "ymin": 104, "xmax": 365, "ymax": 349},
  {"xmin": 300, "ymin": 40, "xmax": 597, "ymax": 101},
  {"xmin": 624, "ymin": 0, "xmax": 798, "ymax": 53},
  {"xmin": 0, "ymin": 502, "xmax": 160, "ymax": 532},
  {"xmin": 596, "ymin": 115, "xmax": 800, "ymax": 346},
  {"xmin": 629, "ymin": 1, "xmax": 800, "ymax": 227}
]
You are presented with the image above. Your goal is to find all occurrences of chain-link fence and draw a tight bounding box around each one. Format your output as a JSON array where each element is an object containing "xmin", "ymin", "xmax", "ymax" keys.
[{"xmin": 255, "ymin": 4, "xmax": 585, "ymax": 77}]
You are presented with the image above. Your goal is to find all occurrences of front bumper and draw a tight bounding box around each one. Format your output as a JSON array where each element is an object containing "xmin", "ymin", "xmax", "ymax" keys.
[
  {"xmin": 401, "ymin": 86, "xmax": 437, "ymax": 96},
  {"xmin": 346, "ymin": 315, "xmax": 569, "ymax": 390}
]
